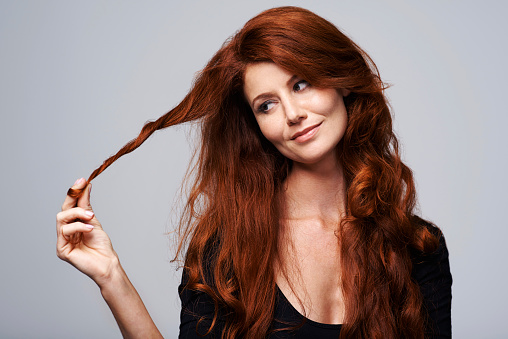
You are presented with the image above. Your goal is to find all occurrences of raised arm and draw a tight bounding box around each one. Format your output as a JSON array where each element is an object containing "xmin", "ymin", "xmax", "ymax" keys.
[{"xmin": 56, "ymin": 178, "xmax": 163, "ymax": 338}]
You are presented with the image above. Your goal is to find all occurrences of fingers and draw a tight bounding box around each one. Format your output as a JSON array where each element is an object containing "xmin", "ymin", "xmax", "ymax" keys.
[
  {"xmin": 56, "ymin": 221, "xmax": 93, "ymax": 261},
  {"xmin": 61, "ymin": 221, "xmax": 94, "ymax": 240},
  {"xmin": 56, "ymin": 207, "xmax": 95, "ymax": 227},
  {"xmin": 61, "ymin": 178, "xmax": 87, "ymax": 211}
]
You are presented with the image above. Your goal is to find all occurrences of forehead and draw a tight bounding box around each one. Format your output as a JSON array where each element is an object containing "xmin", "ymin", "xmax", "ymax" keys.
[{"xmin": 243, "ymin": 62, "xmax": 294, "ymax": 102}]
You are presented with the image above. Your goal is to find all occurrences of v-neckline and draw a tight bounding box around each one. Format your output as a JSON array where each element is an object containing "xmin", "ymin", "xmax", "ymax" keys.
[{"xmin": 275, "ymin": 285, "xmax": 343, "ymax": 329}]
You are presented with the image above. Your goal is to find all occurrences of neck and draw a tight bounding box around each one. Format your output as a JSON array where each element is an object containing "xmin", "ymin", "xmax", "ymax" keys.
[{"xmin": 284, "ymin": 153, "xmax": 346, "ymax": 226}]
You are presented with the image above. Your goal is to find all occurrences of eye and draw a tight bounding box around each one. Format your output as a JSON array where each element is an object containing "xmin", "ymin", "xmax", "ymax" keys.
[
  {"xmin": 293, "ymin": 80, "xmax": 309, "ymax": 92},
  {"xmin": 257, "ymin": 100, "xmax": 276, "ymax": 113}
]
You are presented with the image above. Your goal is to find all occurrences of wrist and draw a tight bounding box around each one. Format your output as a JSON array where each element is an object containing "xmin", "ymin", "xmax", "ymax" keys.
[
  {"xmin": 95, "ymin": 255, "xmax": 124, "ymax": 291},
  {"xmin": 96, "ymin": 260, "xmax": 161, "ymax": 338}
]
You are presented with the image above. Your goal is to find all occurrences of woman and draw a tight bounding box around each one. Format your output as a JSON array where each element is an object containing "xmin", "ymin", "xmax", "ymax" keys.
[{"xmin": 56, "ymin": 6, "xmax": 452, "ymax": 338}]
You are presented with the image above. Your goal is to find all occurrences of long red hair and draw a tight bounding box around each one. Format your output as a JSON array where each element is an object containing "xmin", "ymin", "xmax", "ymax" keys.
[{"xmin": 69, "ymin": 6, "xmax": 439, "ymax": 338}]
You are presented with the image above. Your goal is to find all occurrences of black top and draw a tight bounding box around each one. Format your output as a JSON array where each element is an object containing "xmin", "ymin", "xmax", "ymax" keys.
[{"xmin": 179, "ymin": 228, "xmax": 452, "ymax": 338}]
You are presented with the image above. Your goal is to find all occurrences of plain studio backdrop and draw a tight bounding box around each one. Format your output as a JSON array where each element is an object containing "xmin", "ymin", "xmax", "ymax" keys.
[{"xmin": 0, "ymin": 1, "xmax": 506, "ymax": 338}]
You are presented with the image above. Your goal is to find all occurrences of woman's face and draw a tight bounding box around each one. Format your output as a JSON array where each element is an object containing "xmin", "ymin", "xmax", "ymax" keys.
[{"xmin": 243, "ymin": 62, "xmax": 349, "ymax": 165}]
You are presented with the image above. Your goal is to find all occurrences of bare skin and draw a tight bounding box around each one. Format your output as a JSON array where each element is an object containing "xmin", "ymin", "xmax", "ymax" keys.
[
  {"xmin": 277, "ymin": 157, "xmax": 347, "ymax": 324},
  {"xmin": 57, "ymin": 61, "xmax": 349, "ymax": 335},
  {"xmin": 56, "ymin": 178, "xmax": 162, "ymax": 338},
  {"xmin": 244, "ymin": 62, "xmax": 349, "ymax": 324}
]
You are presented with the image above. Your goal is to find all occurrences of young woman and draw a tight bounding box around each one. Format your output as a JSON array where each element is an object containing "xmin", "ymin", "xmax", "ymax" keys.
[{"xmin": 56, "ymin": 6, "xmax": 452, "ymax": 338}]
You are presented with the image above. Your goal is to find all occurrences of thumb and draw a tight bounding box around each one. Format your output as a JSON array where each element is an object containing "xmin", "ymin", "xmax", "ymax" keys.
[
  {"xmin": 77, "ymin": 183, "xmax": 93, "ymax": 211},
  {"xmin": 77, "ymin": 183, "xmax": 102, "ymax": 229}
]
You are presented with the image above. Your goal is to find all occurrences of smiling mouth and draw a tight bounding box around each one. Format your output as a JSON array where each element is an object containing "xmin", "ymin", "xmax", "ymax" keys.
[{"xmin": 290, "ymin": 122, "xmax": 322, "ymax": 142}]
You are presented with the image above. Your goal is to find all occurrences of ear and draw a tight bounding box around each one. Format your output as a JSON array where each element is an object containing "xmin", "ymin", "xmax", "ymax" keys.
[{"xmin": 340, "ymin": 88, "xmax": 351, "ymax": 97}]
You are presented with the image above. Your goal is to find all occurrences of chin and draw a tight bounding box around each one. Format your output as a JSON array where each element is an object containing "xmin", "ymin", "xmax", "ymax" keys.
[
  {"xmin": 290, "ymin": 153, "xmax": 335, "ymax": 166},
  {"xmin": 284, "ymin": 145, "xmax": 341, "ymax": 166}
]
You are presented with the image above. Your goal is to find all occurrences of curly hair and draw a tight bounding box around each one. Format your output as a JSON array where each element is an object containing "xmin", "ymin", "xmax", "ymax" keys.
[{"xmin": 69, "ymin": 6, "xmax": 439, "ymax": 338}]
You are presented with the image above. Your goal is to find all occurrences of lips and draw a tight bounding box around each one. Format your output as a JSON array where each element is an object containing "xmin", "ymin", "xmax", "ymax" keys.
[{"xmin": 290, "ymin": 122, "xmax": 322, "ymax": 142}]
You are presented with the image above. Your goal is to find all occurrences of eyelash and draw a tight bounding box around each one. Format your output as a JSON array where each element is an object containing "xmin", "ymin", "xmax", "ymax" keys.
[
  {"xmin": 293, "ymin": 80, "xmax": 309, "ymax": 92},
  {"xmin": 256, "ymin": 79, "xmax": 310, "ymax": 113},
  {"xmin": 257, "ymin": 100, "xmax": 275, "ymax": 113}
]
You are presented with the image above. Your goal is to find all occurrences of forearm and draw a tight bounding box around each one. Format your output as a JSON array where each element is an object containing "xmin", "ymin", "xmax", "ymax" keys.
[
  {"xmin": 57, "ymin": 181, "xmax": 162, "ymax": 338},
  {"xmin": 100, "ymin": 261, "xmax": 162, "ymax": 339}
]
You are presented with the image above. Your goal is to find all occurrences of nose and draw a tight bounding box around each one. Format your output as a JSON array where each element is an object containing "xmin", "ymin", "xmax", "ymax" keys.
[{"xmin": 284, "ymin": 98, "xmax": 307, "ymax": 125}]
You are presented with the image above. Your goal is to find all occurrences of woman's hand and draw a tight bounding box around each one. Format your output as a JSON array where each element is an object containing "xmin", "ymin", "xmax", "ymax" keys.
[
  {"xmin": 56, "ymin": 178, "xmax": 118, "ymax": 287},
  {"xmin": 56, "ymin": 178, "xmax": 162, "ymax": 337}
]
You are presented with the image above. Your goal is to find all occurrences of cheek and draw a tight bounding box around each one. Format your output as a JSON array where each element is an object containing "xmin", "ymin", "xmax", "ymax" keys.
[
  {"xmin": 254, "ymin": 116, "xmax": 283, "ymax": 145},
  {"xmin": 309, "ymin": 89, "xmax": 344, "ymax": 115}
]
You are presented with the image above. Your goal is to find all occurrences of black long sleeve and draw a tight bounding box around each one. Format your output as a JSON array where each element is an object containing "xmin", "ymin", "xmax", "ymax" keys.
[{"xmin": 412, "ymin": 232, "xmax": 453, "ymax": 338}]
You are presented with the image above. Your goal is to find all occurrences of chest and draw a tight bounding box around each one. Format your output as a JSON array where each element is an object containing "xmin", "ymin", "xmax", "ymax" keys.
[{"xmin": 275, "ymin": 219, "xmax": 345, "ymax": 324}]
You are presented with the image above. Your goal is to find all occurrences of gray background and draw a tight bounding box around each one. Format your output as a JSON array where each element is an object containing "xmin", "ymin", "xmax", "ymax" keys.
[{"xmin": 1, "ymin": 0, "xmax": 506, "ymax": 338}]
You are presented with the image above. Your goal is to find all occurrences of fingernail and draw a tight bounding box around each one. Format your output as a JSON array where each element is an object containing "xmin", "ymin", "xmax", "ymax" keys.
[
  {"xmin": 74, "ymin": 178, "xmax": 84, "ymax": 185},
  {"xmin": 85, "ymin": 224, "xmax": 94, "ymax": 229},
  {"xmin": 85, "ymin": 210, "xmax": 94, "ymax": 217}
]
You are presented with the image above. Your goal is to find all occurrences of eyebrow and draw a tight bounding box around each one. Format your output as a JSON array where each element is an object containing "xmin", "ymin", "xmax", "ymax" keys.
[{"xmin": 250, "ymin": 74, "xmax": 299, "ymax": 107}]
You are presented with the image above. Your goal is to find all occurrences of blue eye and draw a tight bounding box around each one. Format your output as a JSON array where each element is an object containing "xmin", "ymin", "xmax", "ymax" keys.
[
  {"xmin": 257, "ymin": 100, "xmax": 275, "ymax": 113},
  {"xmin": 293, "ymin": 80, "xmax": 309, "ymax": 92}
]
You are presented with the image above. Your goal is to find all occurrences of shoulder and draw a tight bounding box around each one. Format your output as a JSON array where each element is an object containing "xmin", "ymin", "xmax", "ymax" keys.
[
  {"xmin": 410, "ymin": 216, "xmax": 453, "ymax": 338},
  {"xmin": 179, "ymin": 269, "xmax": 225, "ymax": 338},
  {"xmin": 410, "ymin": 217, "xmax": 451, "ymax": 283},
  {"xmin": 178, "ymin": 243, "xmax": 226, "ymax": 338}
]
